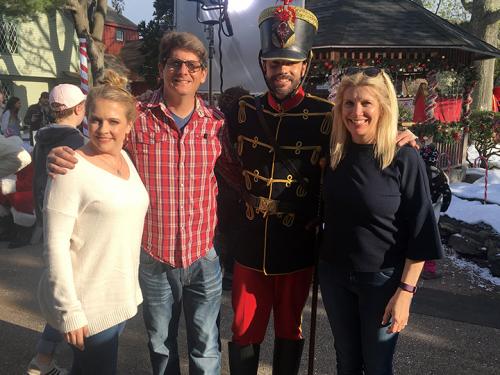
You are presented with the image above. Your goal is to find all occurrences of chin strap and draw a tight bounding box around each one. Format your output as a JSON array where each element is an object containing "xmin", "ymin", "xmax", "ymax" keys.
[{"xmin": 259, "ymin": 50, "xmax": 314, "ymax": 103}]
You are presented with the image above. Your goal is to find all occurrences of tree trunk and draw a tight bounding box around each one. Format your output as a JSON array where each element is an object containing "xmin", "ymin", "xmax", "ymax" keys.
[
  {"xmin": 470, "ymin": 0, "xmax": 500, "ymax": 111},
  {"xmin": 88, "ymin": 0, "xmax": 107, "ymax": 85},
  {"xmin": 66, "ymin": 0, "xmax": 107, "ymax": 86}
]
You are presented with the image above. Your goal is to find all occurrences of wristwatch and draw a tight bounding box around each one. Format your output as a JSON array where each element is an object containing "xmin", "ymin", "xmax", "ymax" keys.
[{"xmin": 399, "ymin": 282, "xmax": 417, "ymax": 294}]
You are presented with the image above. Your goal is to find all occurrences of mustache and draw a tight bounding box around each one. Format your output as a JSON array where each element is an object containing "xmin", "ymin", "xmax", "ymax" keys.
[{"xmin": 271, "ymin": 73, "xmax": 293, "ymax": 81}]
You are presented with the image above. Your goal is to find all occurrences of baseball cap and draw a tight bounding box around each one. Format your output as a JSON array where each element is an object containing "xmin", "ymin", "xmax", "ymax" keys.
[{"xmin": 49, "ymin": 84, "xmax": 86, "ymax": 111}]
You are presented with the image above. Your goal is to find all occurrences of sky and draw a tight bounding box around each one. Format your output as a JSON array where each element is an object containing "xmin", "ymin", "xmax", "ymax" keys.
[{"xmin": 121, "ymin": 0, "xmax": 155, "ymax": 25}]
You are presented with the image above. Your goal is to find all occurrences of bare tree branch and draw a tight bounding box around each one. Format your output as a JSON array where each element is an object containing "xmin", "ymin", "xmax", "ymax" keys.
[
  {"xmin": 460, "ymin": 0, "xmax": 473, "ymax": 13},
  {"xmin": 484, "ymin": 9, "xmax": 500, "ymax": 25},
  {"xmin": 63, "ymin": 0, "xmax": 80, "ymax": 12},
  {"xmin": 435, "ymin": 0, "xmax": 443, "ymax": 14}
]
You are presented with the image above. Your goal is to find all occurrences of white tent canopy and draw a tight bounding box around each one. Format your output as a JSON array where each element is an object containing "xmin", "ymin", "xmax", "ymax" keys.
[{"xmin": 174, "ymin": 0, "xmax": 306, "ymax": 94}]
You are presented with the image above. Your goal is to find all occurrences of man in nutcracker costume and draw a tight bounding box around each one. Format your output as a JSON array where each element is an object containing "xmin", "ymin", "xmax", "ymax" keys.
[{"xmin": 222, "ymin": 2, "xmax": 332, "ymax": 373}]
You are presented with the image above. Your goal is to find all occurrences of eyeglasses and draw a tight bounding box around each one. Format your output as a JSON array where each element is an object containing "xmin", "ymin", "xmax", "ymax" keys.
[
  {"xmin": 164, "ymin": 58, "xmax": 204, "ymax": 73},
  {"xmin": 344, "ymin": 66, "xmax": 382, "ymax": 77}
]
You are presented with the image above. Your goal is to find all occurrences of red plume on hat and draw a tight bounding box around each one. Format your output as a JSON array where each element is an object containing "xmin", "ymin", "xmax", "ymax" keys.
[{"xmin": 275, "ymin": 0, "xmax": 297, "ymax": 23}]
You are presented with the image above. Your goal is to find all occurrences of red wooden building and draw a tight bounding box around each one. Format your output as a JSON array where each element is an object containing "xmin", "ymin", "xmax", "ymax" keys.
[{"xmin": 104, "ymin": 9, "xmax": 139, "ymax": 55}]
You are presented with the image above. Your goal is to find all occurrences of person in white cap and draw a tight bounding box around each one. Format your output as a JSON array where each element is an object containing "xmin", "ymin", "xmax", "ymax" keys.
[{"xmin": 27, "ymin": 83, "xmax": 86, "ymax": 375}]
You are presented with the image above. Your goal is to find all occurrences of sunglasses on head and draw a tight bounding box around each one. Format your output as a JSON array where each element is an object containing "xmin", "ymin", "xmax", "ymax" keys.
[
  {"xmin": 164, "ymin": 57, "xmax": 204, "ymax": 73},
  {"xmin": 344, "ymin": 66, "xmax": 382, "ymax": 77}
]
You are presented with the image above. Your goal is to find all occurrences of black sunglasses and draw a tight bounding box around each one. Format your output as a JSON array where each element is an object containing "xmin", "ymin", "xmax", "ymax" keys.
[
  {"xmin": 164, "ymin": 58, "xmax": 204, "ymax": 73},
  {"xmin": 344, "ymin": 66, "xmax": 382, "ymax": 77}
]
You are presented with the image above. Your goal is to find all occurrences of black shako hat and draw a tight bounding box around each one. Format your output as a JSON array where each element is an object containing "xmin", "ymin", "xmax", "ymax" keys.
[{"xmin": 258, "ymin": 1, "xmax": 318, "ymax": 62}]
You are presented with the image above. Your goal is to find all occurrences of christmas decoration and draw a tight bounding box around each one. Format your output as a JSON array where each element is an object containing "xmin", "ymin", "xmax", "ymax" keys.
[
  {"xmin": 327, "ymin": 67, "xmax": 341, "ymax": 103},
  {"xmin": 425, "ymin": 70, "xmax": 438, "ymax": 122}
]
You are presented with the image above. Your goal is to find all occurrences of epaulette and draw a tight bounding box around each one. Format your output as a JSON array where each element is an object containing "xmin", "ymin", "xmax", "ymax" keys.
[
  {"xmin": 305, "ymin": 93, "xmax": 334, "ymax": 107},
  {"xmin": 237, "ymin": 95, "xmax": 262, "ymax": 124},
  {"xmin": 239, "ymin": 94, "xmax": 255, "ymax": 102}
]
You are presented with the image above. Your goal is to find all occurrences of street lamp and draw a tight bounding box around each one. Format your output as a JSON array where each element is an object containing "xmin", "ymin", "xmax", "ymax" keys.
[{"xmin": 186, "ymin": 0, "xmax": 233, "ymax": 105}]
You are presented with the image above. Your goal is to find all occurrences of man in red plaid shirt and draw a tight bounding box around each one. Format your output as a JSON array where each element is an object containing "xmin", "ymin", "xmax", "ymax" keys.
[{"xmin": 48, "ymin": 32, "xmax": 237, "ymax": 375}]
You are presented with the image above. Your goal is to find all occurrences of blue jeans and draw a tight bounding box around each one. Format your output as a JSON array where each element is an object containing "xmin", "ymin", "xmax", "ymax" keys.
[
  {"xmin": 70, "ymin": 321, "xmax": 126, "ymax": 375},
  {"xmin": 319, "ymin": 261, "xmax": 401, "ymax": 375},
  {"xmin": 139, "ymin": 248, "xmax": 222, "ymax": 375},
  {"xmin": 36, "ymin": 324, "xmax": 63, "ymax": 355}
]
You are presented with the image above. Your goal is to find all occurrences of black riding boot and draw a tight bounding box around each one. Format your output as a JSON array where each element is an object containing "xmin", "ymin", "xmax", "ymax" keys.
[
  {"xmin": 0, "ymin": 214, "xmax": 14, "ymax": 242},
  {"xmin": 228, "ymin": 341, "xmax": 260, "ymax": 375},
  {"xmin": 272, "ymin": 338, "xmax": 304, "ymax": 375},
  {"xmin": 8, "ymin": 224, "xmax": 33, "ymax": 248}
]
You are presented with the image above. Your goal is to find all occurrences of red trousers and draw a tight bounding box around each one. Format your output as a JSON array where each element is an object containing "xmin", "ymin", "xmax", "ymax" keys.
[{"xmin": 231, "ymin": 262, "xmax": 313, "ymax": 345}]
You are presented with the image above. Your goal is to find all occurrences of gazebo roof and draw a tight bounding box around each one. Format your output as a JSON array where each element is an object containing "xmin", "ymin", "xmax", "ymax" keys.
[{"xmin": 306, "ymin": 0, "xmax": 500, "ymax": 60}]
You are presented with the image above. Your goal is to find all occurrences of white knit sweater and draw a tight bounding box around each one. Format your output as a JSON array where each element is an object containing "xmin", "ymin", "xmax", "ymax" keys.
[{"xmin": 38, "ymin": 151, "xmax": 149, "ymax": 336}]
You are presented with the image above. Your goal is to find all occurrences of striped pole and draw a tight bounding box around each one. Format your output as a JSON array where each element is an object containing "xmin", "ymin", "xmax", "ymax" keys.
[{"xmin": 79, "ymin": 37, "xmax": 89, "ymax": 136}]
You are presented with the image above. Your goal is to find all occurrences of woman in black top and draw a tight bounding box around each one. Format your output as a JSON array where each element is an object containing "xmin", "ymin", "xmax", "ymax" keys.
[{"xmin": 319, "ymin": 67, "xmax": 443, "ymax": 375}]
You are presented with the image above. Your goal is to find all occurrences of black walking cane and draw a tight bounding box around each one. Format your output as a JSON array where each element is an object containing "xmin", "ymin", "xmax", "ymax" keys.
[{"xmin": 308, "ymin": 158, "xmax": 326, "ymax": 375}]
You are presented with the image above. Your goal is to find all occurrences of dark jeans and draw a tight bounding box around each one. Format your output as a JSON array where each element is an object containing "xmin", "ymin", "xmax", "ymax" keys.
[
  {"xmin": 36, "ymin": 324, "xmax": 63, "ymax": 355},
  {"xmin": 70, "ymin": 321, "xmax": 126, "ymax": 375},
  {"xmin": 319, "ymin": 261, "xmax": 401, "ymax": 375}
]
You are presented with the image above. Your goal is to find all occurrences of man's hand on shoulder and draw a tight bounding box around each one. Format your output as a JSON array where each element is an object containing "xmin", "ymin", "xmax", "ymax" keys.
[
  {"xmin": 396, "ymin": 128, "xmax": 419, "ymax": 149},
  {"xmin": 47, "ymin": 146, "xmax": 78, "ymax": 178}
]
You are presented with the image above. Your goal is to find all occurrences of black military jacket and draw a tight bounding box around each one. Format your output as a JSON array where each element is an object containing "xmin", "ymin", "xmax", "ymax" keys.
[{"xmin": 226, "ymin": 87, "xmax": 333, "ymax": 274}]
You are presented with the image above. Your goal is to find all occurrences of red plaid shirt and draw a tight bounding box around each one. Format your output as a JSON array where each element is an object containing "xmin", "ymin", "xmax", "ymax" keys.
[{"xmin": 127, "ymin": 89, "xmax": 235, "ymax": 268}]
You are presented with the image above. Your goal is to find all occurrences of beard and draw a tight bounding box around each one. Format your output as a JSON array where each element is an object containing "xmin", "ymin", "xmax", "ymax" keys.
[{"xmin": 267, "ymin": 73, "xmax": 301, "ymax": 99}]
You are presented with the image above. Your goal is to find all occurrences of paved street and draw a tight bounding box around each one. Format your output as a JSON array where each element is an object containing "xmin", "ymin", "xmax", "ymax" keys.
[{"xmin": 1, "ymin": 241, "xmax": 499, "ymax": 374}]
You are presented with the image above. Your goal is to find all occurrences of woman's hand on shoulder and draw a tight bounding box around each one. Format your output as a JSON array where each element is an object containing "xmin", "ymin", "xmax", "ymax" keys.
[
  {"xmin": 64, "ymin": 325, "xmax": 89, "ymax": 351},
  {"xmin": 382, "ymin": 288, "xmax": 414, "ymax": 334},
  {"xmin": 47, "ymin": 146, "xmax": 78, "ymax": 178}
]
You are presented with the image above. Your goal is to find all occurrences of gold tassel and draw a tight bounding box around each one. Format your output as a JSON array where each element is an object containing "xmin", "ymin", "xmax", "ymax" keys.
[
  {"xmin": 310, "ymin": 147, "xmax": 321, "ymax": 165},
  {"xmin": 283, "ymin": 214, "xmax": 295, "ymax": 227},
  {"xmin": 237, "ymin": 135, "xmax": 244, "ymax": 156},
  {"xmin": 245, "ymin": 202, "xmax": 255, "ymax": 220},
  {"xmin": 238, "ymin": 101, "xmax": 246, "ymax": 124},
  {"xmin": 244, "ymin": 172, "xmax": 252, "ymax": 190},
  {"xmin": 320, "ymin": 112, "xmax": 333, "ymax": 135},
  {"xmin": 296, "ymin": 184, "xmax": 308, "ymax": 198}
]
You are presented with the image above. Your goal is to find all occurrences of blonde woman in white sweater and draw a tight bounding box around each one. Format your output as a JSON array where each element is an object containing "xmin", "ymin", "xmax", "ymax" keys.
[{"xmin": 38, "ymin": 70, "xmax": 149, "ymax": 375}]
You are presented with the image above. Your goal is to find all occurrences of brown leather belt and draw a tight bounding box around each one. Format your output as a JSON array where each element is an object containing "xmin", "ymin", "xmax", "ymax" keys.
[{"xmin": 243, "ymin": 193, "xmax": 296, "ymax": 216}]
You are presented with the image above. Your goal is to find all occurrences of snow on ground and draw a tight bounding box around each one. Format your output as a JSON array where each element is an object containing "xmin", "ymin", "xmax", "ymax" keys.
[
  {"xmin": 445, "ymin": 195, "xmax": 500, "ymax": 233},
  {"xmin": 443, "ymin": 168, "xmax": 500, "ymax": 288},
  {"xmin": 467, "ymin": 144, "xmax": 500, "ymax": 169},
  {"xmin": 447, "ymin": 252, "xmax": 500, "ymax": 290},
  {"xmin": 447, "ymin": 169, "xmax": 500, "ymax": 232}
]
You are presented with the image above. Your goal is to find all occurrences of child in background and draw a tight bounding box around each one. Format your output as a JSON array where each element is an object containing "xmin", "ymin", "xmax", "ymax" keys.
[{"xmin": 420, "ymin": 144, "xmax": 452, "ymax": 280}]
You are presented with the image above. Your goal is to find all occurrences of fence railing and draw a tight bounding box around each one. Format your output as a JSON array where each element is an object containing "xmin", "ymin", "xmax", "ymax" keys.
[{"xmin": 434, "ymin": 135, "xmax": 467, "ymax": 170}]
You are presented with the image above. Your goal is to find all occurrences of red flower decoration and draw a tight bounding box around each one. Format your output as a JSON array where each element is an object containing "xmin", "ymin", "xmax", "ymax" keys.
[{"xmin": 275, "ymin": 0, "xmax": 297, "ymax": 23}]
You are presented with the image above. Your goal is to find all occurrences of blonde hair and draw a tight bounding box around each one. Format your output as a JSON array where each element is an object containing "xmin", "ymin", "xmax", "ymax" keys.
[
  {"xmin": 330, "ymin": 69, "xmax": 398, "ymax": 170},
  {"xmin": 86, "ymin": 69, "xmax": 137, "ymax": 122}
]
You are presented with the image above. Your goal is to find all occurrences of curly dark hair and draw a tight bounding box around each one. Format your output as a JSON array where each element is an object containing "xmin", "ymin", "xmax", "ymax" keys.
[{"xmin": 218, "ymin": 86, "xmax": 250, "ymax": 117}]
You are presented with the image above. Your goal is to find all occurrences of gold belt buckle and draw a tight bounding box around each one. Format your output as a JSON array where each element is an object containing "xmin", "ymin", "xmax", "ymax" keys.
[{"xmin": 258, "ymin": 197, "xmax": 278, "ymax": 216}]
